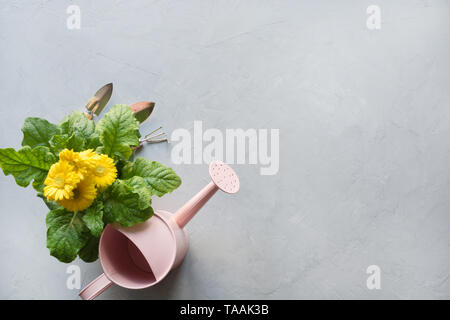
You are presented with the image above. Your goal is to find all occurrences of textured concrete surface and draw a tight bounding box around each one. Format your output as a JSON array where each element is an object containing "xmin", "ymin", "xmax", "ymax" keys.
[{"xmin": 1, "ymin": 0, "xmax": 450, "ymax": 299}]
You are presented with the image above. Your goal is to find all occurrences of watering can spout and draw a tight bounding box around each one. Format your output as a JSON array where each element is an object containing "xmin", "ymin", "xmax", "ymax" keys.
[
  {"xmin": 174, "ymin": 181, "xmax": 218, "ymax": 228},
  {"xmin": 173, "ymin": 161, "xmax": 240, "ymax": 229}
]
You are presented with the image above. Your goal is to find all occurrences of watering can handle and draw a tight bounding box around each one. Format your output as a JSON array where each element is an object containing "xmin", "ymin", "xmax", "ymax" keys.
[{"xmin": 79, "ymin": 273, "xmax": 113, "ymax": 300}]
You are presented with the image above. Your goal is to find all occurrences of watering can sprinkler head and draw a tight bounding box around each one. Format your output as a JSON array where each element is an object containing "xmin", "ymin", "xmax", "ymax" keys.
[
  {"xmin": 209, "ymin": 161, "xmax": 240, "ymax": 194},
  {"xmin": 173, "ymin": 161, "xmax": 240, "ymax": 228}
]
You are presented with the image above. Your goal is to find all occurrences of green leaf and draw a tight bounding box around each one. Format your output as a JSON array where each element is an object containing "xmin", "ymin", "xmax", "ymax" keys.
[
  {"xmin": 103, "ymin": 180, "xmax": 153, "ymax": 227},
  {"xmin": 32, "ymin": 179, "xmax": 45, "ymax": 193},
  {"xmin": 49, "ymin": 134, "xmax": 86, "ymax": 154},
  {"xmin": 67, "ymin": 135, "xmax": 86, "ymax": 152},
  {"xmin": 95, "ymin": 104, "xmax": 139, "ymax": 160},
  {"xmin": 121, "ymin": 158, "xmax": 181, "ymax": 197},
  {"xmin": 46, "ymin": 209, "xmax": 90, "ymax": 263},
  {"xmin": 123, "ymin": 176, "xmax": 152, "ymax": 209},
  {"xmin": 21, "ymin": 117, "xmax": 61, "ymax": 148},
  {"xmin": 86, "ymin": 134, "xmax": 102, "ymax": 150},
  {"xmin": 49, "ymin": 135, "xmax": 70, "ymax": 154},
  {"xmin": 78, "ymin": 236, "xmax": 100, "ymax": 263},
  {"xmin": 59, "ymin": 111, "xmax": 95, "ymax": 140},
  {"xmin": 115, "ymin": 159, "xmax": 127, "ymax": 177},
  {"xmin": 37, "ymin": 192, "xmax": 60, "ymax": 210},
  {"xmin": 0, "ymin": 146, "xmax": 56, "ymax": 187},
  {"xmin": 57, "ymin": 111, "xmax": 99, "ymax": 152},
  {"xmin": 82, "ymin": 201, "xmax": 104, "ymax": 237}
]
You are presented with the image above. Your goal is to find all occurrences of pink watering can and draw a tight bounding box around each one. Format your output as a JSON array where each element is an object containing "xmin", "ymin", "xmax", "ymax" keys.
[{"xmin": 79, "ymin": 161, "xmax": 240, "ymax": 300}]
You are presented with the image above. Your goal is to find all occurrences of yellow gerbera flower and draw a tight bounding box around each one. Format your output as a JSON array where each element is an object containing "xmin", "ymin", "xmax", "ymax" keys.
[
  {"xmin": 90, "ymin": 154, "xmax": 117, "ymax": 187},
  {"xmin": 79, "ymin": 149, "xmax": 98, "ymax": 167},
  {"xmin": 59, "ymin": 149, "xmax": 88, "ymax": 179},
  {"xmin": 44, "ymin": 161, "xmax": 80, "ymax": 201},
  {"xmin": 57, "ymin": 178, "xmax": 97, "ymax": 212}
]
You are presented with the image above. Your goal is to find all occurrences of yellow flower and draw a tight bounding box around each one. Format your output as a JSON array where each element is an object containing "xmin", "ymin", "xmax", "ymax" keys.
[
  {"xmin": 44, "ymin": 161, "xmax": 80, "ymax": 201},
  {"xmin": 59, "ymin": 149, "xmax": 88, "ymax": 179},
  {"xmin": 57, "ymin": 178, "xmax": 97, "ymax": 212},
  {"xmin": 79, "ymin": 149, "xmax": 98, "ymax": 167},
  {"xmin": 90, "ymin": 154, "xmax": 117, "ymax": 187}
]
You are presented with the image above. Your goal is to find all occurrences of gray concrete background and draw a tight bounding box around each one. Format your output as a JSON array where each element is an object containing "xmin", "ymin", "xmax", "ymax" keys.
[{"xmin": 1, "ymin": 0, "xmax": 450, "ymax": 299}]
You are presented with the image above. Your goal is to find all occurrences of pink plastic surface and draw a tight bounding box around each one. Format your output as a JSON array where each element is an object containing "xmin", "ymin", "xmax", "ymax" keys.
[
  {"xmin": 173, "ymin": 181, "xmax": 218, "ymax": 228},
  {"xmin": 78, "ymin": 273, "xmax": 112, "ymax": 300},
  {"xmin": 209, "ymin": 161, "xmax": 240, "ymax": 194}
]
